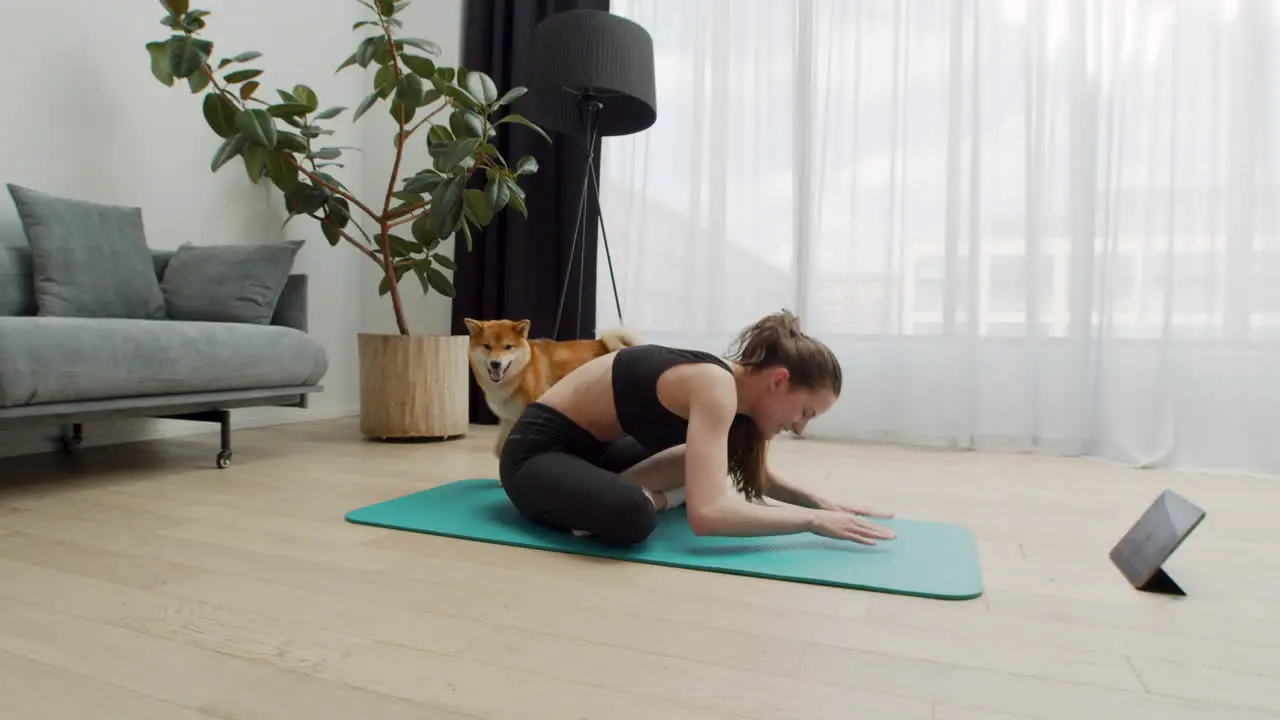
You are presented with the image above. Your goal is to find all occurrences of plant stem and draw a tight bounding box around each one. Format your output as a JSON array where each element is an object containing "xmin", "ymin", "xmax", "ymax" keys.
[
  {"xmin": 376, "ymin": 13, "xmax": 411, "ymax": 336},
  {"xmin": 388, "ymin": 204, "xmax": 430, "ymax": 229},
  {"xmin": 309, "ymin": 212, "xmax": 381, "ymax": 264},
  {"xmin": 387, "ymin": 198, "xmax": 431, "ymax": 222},
  {"xmin": 284, "ymin": 155, "xmax": 381, "ymax": 222}
]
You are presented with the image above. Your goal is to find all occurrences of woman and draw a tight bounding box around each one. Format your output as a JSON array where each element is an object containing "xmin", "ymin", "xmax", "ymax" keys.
[{"xmin": 498, "ymin": 309, "xmax": 895, "ymax": 547}]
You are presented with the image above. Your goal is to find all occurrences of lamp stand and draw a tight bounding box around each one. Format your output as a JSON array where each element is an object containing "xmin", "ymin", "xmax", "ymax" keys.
[{"xmin": 553, "ymin": 95, "xmax": 625, "ymax": 339}]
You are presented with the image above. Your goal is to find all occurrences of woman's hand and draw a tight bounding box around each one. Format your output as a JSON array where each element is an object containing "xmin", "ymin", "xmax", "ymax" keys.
[{"xmin": 810, "ymin": 509, "xmax": 897, "ymax": 545}]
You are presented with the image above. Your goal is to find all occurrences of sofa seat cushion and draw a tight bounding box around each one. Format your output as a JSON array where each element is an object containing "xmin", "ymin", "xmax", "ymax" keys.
[{"xmin": 0, "ymin": 317, "xmax": 328, "ymax": 408}]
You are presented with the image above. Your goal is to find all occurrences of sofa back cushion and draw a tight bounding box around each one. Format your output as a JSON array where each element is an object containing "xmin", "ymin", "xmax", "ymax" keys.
[
  {"xmin": 7, "ymin": 185, "xmax": 167, "ymax": 320},
  {"xmin": 0, "ymin": 245, "xmax": 173, "ymax": 317}
]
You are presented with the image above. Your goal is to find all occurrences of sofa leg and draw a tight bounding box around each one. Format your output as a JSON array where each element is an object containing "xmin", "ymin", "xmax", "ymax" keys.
[
  {"xmin": 155, "ymin": 409, "xmax": 232, "ymax": 469},
  {"xmin": 216, "ymin": 410, "xmax": 232, "ymax": 469}
]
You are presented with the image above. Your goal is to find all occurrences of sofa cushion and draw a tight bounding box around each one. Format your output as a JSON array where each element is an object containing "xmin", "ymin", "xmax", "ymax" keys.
[
  {"xmin": 160, "ymin": 240, "xmax": 305, "ymax": 325},
  {"xmin": 0, "ymin": 317, "xmax": 328, "ymax": 408},
  {"xmin": 6, "ymin": 185, "xmax": 167, "ymax": 320}
]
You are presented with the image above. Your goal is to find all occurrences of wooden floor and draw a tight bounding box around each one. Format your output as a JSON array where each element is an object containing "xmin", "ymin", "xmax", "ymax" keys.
[{"xmin": 0, "ymin": 417, "xmax": 1277, "ymax": 719}]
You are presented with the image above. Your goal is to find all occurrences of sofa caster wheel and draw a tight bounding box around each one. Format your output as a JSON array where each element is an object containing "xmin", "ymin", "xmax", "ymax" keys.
[
  {"xmin": 60, "ymin": 424, "xmax": 84, "ymax": 453},
  {"xmin": 216, "ymin": 450, "xmax": 232, "ymax": 469}
]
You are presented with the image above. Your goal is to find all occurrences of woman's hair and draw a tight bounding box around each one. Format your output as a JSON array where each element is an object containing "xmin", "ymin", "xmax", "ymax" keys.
[{"xmin": 723, "ymin": 309, "xmax": 842, "ymax": 501}]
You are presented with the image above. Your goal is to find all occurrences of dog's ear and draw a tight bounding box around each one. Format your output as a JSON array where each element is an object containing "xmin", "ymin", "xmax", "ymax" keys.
[
  {"xmin": 463, "ymin": 318, "xmax": 483, "ymax": 336},
  {"xmin": 514, "ymin": 319, "xmax": 531, "ymax": 338}
]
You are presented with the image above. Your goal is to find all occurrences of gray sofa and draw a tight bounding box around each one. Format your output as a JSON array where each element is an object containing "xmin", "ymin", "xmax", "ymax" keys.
[{"xmin": 0, "ymin": 187, "xmax": 328, "ymax": 469}]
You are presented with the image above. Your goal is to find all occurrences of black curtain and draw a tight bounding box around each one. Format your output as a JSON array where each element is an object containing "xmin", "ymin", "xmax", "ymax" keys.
[{"xmin": 453, "ymin": 0, "xmax": 609, "ymax": 424}]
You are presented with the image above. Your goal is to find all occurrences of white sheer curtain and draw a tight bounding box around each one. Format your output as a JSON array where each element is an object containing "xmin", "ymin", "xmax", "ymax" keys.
[{"xmin": 597, "ymin": 0, "xmax": 1280, "ymax": 477}]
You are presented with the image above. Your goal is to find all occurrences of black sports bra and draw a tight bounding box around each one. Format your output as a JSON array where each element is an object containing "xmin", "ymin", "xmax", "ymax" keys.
[{"xmin": 611, "ymin": 344, "xmax": 733, "ymax": 451}]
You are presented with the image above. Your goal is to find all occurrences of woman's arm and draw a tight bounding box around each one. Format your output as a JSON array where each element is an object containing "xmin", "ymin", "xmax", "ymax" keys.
[
  {"xmin": 681, "ymin": 371, "xmax": 818, "ymax": 537},
  {"xmin": 763, "ymin": 466, "xmax": 824, "ymax": 509},
  {"xmin": 679, "ymin": 369, "xmax": 894, "ymax": 544}
]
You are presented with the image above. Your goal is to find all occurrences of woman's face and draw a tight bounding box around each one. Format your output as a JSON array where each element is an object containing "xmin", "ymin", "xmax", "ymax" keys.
[{"xmin": 750, "ymin": 367, "xmax": 837, "ymax": 438}]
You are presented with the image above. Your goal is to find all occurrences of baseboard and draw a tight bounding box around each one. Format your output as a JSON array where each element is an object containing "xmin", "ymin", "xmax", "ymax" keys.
[{"xmin": 0, "ymin": 404, "xmax": 360, "ymax": 460}]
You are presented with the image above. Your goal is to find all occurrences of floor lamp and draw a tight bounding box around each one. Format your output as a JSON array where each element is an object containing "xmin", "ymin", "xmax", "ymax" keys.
[{"xmin": 527, "ymin": 9, "xmax": 657, "ymax": 338}]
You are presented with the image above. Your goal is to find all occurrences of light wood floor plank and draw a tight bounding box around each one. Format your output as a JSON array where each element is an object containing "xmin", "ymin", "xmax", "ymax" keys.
[{"xmin": 0, "ymin": 649, "xmax": 214, "ymax": 720}]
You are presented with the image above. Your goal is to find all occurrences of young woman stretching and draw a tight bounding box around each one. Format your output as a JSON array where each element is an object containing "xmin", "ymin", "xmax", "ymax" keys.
[{"xmin": 497, "ymin": 310, "xmax": 896, "ymax": 546}]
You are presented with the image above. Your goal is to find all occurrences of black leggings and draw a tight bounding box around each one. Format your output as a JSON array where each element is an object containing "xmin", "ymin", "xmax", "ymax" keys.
[{"xmin": 499, "ymin": 402, "xmax": 659, "ymax": 546}]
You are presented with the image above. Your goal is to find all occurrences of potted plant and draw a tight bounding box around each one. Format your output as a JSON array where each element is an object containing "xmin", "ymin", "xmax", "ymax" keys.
[{"xmin": 144, "ymin": 0, "xmax": 549, "ymax": 440}]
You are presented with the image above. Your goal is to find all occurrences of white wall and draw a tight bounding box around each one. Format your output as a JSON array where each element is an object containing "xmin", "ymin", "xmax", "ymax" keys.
[{"xmin": 0, "ymin": 0, "xmax": 464, "ymax": 459}]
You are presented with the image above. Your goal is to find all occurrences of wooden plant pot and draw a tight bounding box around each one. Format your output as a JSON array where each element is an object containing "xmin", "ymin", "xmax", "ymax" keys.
[{"xmin": 357, "ymin": 332, "xmax": 469, "ymax": 441}]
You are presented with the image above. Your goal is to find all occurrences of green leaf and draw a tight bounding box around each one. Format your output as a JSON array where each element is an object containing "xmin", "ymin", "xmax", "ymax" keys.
[
  {"xmin": 235, "ymin": 108, "xmax": 277, "ymax": 149},
  {"xmin": 419, "ymin": 88, "xmax": 443, "ymax": 108},
  {"xmin": 402, "ymin": 171, "xmax": 446, "ymax": 195},
  {"xmin": 515, "ymin": 155, "xmax": 539, "ymax": 176},
  {"xmin": 242, "ymin": 144, "xmax": 268, "ymax": 183},
  {"xmin": 428, "ymin": 175, "xmax": 466, "ymax": 239},
  {"xmin": 494, "ymin": 87, "xmax": 527, "ymax": 107},
  {"xmin": 231, "ymin": 51, "xmax": 262, "ymax": 63},
  {"xmin": 210, "ymin": 135, "xmax": 247, "ymax": 172},
  {"xmin": 463, "ymin": 71, "xmax": 499, "ymax": 105},
  {"xmin": 484, "ymin": 174, "xmax": 510, "ymax": 213},
  {"xmin": 439, "ymin": 82, "xmax": 481, "ymax": 111},
  {"xmin": 401, "ymin": 54, "xmax": 436, "ymax": 79},
  {"xmin": 182, "ymin": 10, "xmax": 210, "ymax": 31},
  {"xmin": 503, "ymin": 177, "xmax": 528, "ymax": 217},
  {"xmin": 161, "ymin": 0, "xmax": 189, "ymax": 17},
  {"xmin": 462, "ymin": 188, "xmax": 494, "ymax": 226},
  {"xmin": 388, "ymin": 98, "xmax": 416, "ymax": 124},
  {"xmin": 186, "ymin": 66, "xmax": 211, "ymax": 93},
  {"xmin": 387, "ymin": 234, "xmax": 417, "ymax": 258},
  {"xmin": 427, "ymin": 125, "xmax": 455, "ymax": 145},
  {"xmin": 376, "ymin": 0, "xmax": 396, "ymax": 16},
  {"xmin": 355, "ymin": 37, "xmax": 383, "ymax": 68},
  {"xmin": 431, "ymin": 252, "xmax": 457, "ymax": 271},
  {"xmin": 322, "ymin": 221, "xmax": 342, "ymax": 246},
  {"xmin": 433, "ymin": 137, "xmax": 482, "ymax": 170},
  {"xmin": 167, "ymin": 35, "xmax": 213, "ymax": 79},
  {"xmin": 449, "ymin": 108, "xmax": 484, "ymax": 138},
  {"xmin": 292, "ymin": 85, "xmax": 319, "ymax": 112},
  {"xmin": 308, "ymin": 147, "xmax": 343, "ymax": 160},
  {"xmin": 326, "ymin": 196, "xmax": 351, "ymax": 228},
  {"xmin": 435, "ymin": 67, "xmax": 456, "ymax": 83},
  {"xmin": 458, "ymin": 216, "xmax": 474, "ymax": 252},
  {"xmin": 276, "ymin": 89, "xmax": 301, "ymax": 105},
  {"xmin": 223, "ymin": 68, "xmax": 262, "ymax": 84},
  {"xmin": 314, "ymin": 106, "xmax": 347, "ymax": 121},
  {"xmin": 374, "ymin": 65, "xmax": 397, "ymax": 99},
  {"xmin": 496, "ymin": 113, "xmax": 552, "ymax": 143},
  {"xmin": 145, "ymin": 41, "xmax": 175, "ymax": 87},
  {"xmin": 267, "ymin": 103, "xmax": 311, "ymax": 118},
  {"xmin": 284, "ymin": 183, "xmax": 329, "ymax": 216},
  {"xmin": 335, "ymin": 52, "xmax": 359, "ymax": 74},
  {"xmin": 275, "ymin": 131, "xmax": 308, "ymax": 154},
  {"xmin": 396, "ymin": 37, "xmax": 441, "ymax": 56},
  {"xmin": 352, "ymin": 92, "xmax": 380, "ymax": 122},
  {"xmin": 426, "ymin": 265, "xmax": 455, "ymax": 297},
  {"xmin": 266, "ymin": 150, "xmax": 299, "ymax": 193},
  {"xmin": 395, "ymin": 73, "xmax": 425, "ymax": 108},
  {"xmin": 410, "ymin": 213, "xmax": 438, "ymax": 247},
  {"xmin": 201, "ymin": 92, "xmax": 239, "ymax": 138}
]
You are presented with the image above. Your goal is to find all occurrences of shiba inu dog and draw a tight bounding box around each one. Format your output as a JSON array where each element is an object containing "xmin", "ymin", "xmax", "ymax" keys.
[{"xmin": 463, "ymin": 318, "xmax": 641, "ymax": 457}]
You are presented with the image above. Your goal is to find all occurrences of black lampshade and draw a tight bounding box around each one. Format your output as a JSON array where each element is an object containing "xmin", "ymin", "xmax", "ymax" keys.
[{"xmin": 526, "ymin": 9, "xmax": 657, "ymax": 137}]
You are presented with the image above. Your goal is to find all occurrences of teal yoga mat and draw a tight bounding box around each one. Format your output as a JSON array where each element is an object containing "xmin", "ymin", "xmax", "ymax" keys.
[{"xmin": 345, "ymin": 478, "xmax": 984, "ymax": 600}]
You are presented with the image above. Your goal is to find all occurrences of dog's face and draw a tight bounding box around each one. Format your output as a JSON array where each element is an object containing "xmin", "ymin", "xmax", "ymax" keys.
[{"xmin": 463, "ymin": 318, "xmax": 532, "ymax": 385}]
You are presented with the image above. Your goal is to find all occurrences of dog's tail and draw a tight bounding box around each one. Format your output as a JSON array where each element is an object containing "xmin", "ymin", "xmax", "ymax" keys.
[{"xmin": 598, "ymin": 326, "xmax": 642, "ymax": 352}]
